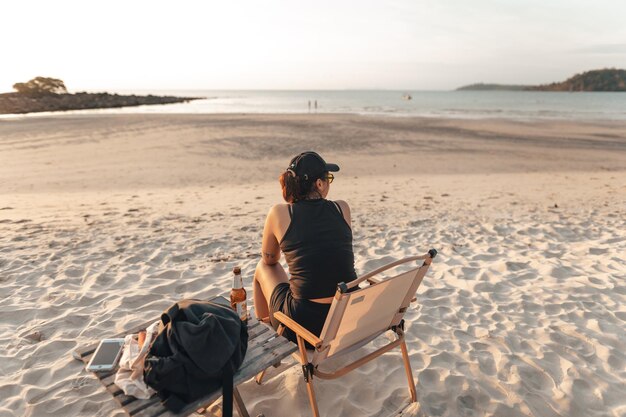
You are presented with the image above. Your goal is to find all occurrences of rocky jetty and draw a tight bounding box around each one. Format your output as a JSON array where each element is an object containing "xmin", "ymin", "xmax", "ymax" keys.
[{"xmin": 0, "ymin": 92, "xmax": 202, "ymax": 115}]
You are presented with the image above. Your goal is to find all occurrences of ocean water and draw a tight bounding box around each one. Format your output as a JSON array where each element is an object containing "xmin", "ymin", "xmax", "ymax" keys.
[{"xmin": 8, "ymin": 90, "xmax": 626, "ymax": 120}]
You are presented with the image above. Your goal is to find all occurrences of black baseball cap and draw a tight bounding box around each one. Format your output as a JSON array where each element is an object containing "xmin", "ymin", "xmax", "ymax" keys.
[{"xmin": 287, "ymin": 151, "xmax": 340, "ymax": 180}]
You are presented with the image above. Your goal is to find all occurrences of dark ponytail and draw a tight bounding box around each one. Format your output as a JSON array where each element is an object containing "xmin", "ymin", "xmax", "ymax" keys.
[{"xmin": 279, "ymin": 170, "xmax": 321, "ymax": 203}]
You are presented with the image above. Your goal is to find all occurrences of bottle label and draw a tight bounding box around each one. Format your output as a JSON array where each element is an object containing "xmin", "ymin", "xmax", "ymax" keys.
[{"xmin": 234, "ymin": 301, "xmax": 248, "ymax": 321}]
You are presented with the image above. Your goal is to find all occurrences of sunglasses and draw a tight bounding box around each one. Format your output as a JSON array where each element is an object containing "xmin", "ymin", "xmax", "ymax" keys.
[{"xmin": 325, "ymin": 173, "xmax": 334, "ymax": 184}]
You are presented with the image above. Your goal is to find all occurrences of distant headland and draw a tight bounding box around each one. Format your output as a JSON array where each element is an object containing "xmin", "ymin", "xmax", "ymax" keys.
[
  {"xmin": 0, "ymin": 77, "xmax": 202, "ymax": 115},
  {"xmin": 457, "ymin": 68, "xmax": 626, "ymax": 92}
]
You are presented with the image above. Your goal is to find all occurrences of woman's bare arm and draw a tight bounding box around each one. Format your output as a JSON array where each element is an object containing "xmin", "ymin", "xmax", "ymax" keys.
[{"xmin": 261, "ymin": 206, "xmax": 282, "ymax": 265}]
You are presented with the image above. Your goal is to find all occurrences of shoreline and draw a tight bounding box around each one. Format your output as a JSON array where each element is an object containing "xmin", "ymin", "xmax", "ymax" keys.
[{"xmin": 3, "ymin": 109, "xmax": 626, "ymax": 123}]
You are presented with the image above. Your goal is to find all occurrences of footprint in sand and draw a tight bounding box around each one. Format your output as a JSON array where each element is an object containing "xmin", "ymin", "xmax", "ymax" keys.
[
  {"xmin": 171, "ymin": 254, "xmax": 192, "ymax": 263},
  {"xmin": 70, "ymin": 377, "xmax": 90, "ymax": 390},
  {"xmin": 469, "ymin": 350, "xmax": 497, "ymax": 376},
  {"xmin": 456, "ymin": 395, "xmax": 477, "ymax": 416},
  {"xmin": 421, "ymin": 391, "xmax": 448, "ymax": 416},
  {"xmin": 418, "ymin": 368, "xmax": 441, "ymax": 389},
  {"xmin": 588, "ymin": 247, "xmax": 609, "ymax": 255},
  {"xmin": 607, "ymin": 349, "xmax": 625, "ymax": 369},
  {"xmin": 518, "ymin": 362, "xmax": 556, "ymax": 392},
  {"xmin": 571, "ymin": 378, "xmax": 604, "ymax": 411},
  {"xmin": 491, "ymin": 403, "xmax": 527, "ymax": 417},
  {"xmin": 429, "ymin": 351, "xmax": 458, "ymax": 370},
  {"xmin": 22, "ymin": 330, "xmax": 44, "ymax": 343},
  {"xmin": 444, "ymin": 374, "xmax": 465, "ymax": 392}
]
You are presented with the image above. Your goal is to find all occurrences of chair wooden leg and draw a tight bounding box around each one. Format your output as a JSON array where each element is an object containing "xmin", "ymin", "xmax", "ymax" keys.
[
  {"xmin": 234, "ymin": 387, "xmax": 251, "ymax": 417},
  {"xmin": 255, "ymin": 369, "xmax": 267, "ymax": 385},
  {"xmin": 304, "ymin": 378, "xmax": 320, "ymax": 417},
  {"xmin": 255, "ymin": 360, "xmax": 284, "ymax": 385},
  {"xmin": 296, "ymin": 335, "xmax": 320, "ymax": 417},
  {"xmin": 400, "ymin": 338, "xmax": 417, "ymax": 402}
]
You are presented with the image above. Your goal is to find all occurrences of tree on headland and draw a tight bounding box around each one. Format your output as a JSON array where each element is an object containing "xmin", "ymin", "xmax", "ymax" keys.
[
  {"xmin": 532, "ymin": 68, "xmax": 626, "ymax": 91},
  {"xmin": 456, "ymin": 68, "xmax": 626, "ymax": 92},
  {"xmin": 13, "ymin": 77, "xmax": 67, "ymax": 95}
]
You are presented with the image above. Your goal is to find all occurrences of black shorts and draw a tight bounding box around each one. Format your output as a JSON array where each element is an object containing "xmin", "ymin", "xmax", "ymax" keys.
[{"xmin": 269, "ymin": 282, "xmax": 331, "ymax": 347}]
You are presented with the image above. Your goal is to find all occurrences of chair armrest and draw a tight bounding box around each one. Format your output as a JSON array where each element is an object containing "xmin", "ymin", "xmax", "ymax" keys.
[
  {"xmin": 346, "ymin": 251, "xmax": 436, "ymax": 290},
  {"xmin": 273, "ymin": 312, "xmax": 322, "ymax": 349}
]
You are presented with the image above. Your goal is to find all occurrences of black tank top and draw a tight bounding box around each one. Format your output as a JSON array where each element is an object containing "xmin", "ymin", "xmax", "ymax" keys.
[{"xmin": 279, "ymin": 199, "xmax": 357, "ymax": 299}]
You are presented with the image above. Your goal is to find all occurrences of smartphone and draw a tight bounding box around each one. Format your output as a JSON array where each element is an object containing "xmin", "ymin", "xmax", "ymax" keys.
[
  {"xmin": 86, "ymin": 338, "xmax": 125, "ymax": 372},
  {"xmin": 211, "ymin": 295, "xmax": 230, "ymax": 308}
]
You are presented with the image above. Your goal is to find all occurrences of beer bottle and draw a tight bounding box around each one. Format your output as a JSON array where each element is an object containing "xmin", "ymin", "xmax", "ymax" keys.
[{"xmin": 230, "ymin": 266, "xmax": 248, "ymax": 322}]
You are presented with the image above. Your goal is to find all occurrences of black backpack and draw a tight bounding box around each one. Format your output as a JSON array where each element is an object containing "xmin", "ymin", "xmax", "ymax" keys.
[{"xmin": 143, "ymin": 299, "xmax": 248, "ymax": 416}]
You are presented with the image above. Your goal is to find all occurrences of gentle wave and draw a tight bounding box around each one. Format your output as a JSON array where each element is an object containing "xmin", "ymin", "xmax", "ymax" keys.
[{"xmin": 3, "ymin": 90, "xmax": 626, "ymax": 120}]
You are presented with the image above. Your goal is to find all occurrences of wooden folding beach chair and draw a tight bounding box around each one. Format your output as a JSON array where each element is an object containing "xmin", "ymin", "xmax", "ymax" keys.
[{"xmin": 256, "ymin": 250, "xmax": 437, "ymax": 417}]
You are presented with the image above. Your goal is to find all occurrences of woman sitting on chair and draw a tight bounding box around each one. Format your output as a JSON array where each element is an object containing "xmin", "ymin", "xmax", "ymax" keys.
[{"xmin": 253, "ymin": 151, "xmax": 357, "ymax": 343}]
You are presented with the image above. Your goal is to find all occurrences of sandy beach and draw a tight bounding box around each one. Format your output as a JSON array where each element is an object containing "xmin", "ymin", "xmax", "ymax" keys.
[{"xmin": 1, "ymin": 113, "xmax": 625, "ymax": 417}]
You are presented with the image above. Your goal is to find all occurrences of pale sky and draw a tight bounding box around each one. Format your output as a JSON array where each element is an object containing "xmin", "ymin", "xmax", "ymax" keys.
[{"xmin": 1, "ymin": 0, "xmax": 625, "ymax": 92}]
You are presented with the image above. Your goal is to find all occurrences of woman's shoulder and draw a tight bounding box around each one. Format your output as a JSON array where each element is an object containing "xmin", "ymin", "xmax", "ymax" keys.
[
  {"xmin": 270, "ymin": 203, "xmax": 291, "ymax": 210},
  {"xmin": 331, "ymin": 199, "xmax": 350, "ymax": 211},
  {"xmin": 268, "ymin": 203, "xmax": 292, "ymax": 218}
]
